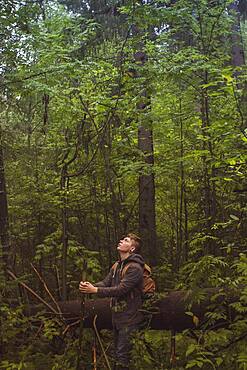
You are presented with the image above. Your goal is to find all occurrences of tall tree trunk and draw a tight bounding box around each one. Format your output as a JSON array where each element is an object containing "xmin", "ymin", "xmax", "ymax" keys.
[
  {"xmin": 102, "ymin": 123, "xmax": 122, "ymax": 242},
  {"xmin": 200, "ymin": 72, "xmax": 217, "ymax": 254},
  {"xmin": 138, "ymin": 127, "xmax": 157, "ymax": 265},
  {"xmin": 230, "ymin": 1, "xmax": 245, "ymax": 66},
  {"xmin": 0, "ymin": 128, "xmax": 10, "ymax": 356},
  {"xmin": 104, "ymin": 209, "xmax": 113, "ymax": 266},
  {"xmin": 34, "ymin": 145, "xmax": 45, "ymax": 297},
  {"xmin": 133, "ymin": 33, "xmax": 157, "ymax": 265},
  {"xmin": 179, "ymin": 98, "xmax": 185, "ymax": 266},
  {"xmin": 91, "ymin": 177, "xmax": 102, "ymax": 262},
  {"xmin": 60, "ymin": 124, "xmax": 83, "ymax": 300},
  {"xmin": 175, "ymin": 178, "xmax": 179, "ymax": 269},
  {"xmin": 0, "ymin": 129, "xmax": 10, "ymax": 271},
  {"xmin": 61, "ymin": 166, "xmax": 69, "ymax": 301},
  {"xmin": 184, "ymin": 184, "xmax": 189, "ymax": 262},
  {"xmin": 230, "ymin": 1, "xmax": 247, "ymax": 135}
]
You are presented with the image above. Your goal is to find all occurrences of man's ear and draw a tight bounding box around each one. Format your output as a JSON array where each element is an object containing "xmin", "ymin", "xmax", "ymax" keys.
[{"xmin": 130, "ymin": 248, "xmax": 135, "ymax": 253}]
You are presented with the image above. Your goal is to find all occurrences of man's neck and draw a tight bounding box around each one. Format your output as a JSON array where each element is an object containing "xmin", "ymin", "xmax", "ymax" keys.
[{"xmin": 119, "ymin": 252, "xmax": 131, "ymax": 261}]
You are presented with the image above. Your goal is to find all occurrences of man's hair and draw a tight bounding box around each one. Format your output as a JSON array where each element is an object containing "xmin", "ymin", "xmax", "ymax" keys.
[{"xmin": 127, "ymin": 233, "xmax": 141, "ymax": 253}]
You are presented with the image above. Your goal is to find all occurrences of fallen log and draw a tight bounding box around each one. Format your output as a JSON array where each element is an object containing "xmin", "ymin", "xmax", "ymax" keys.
[
  {"xmin": 8, "ymin": 269, "xmax": 238, "ymax": 332},
  {"xmin": 53, "ymin": 289, "xmax": 236, "ymax": 332}
]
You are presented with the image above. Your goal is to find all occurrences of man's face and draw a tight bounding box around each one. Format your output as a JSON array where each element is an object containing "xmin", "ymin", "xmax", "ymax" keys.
[{"xmin": 117, "ymin": 236, "xmax": 134, "ymax": 253}]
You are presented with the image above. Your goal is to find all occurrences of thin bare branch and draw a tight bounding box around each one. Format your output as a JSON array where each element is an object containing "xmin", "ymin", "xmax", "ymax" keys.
[
  {"xmin": 30, "ymin": 263, "xmax": 62, "ymax": 315},
  {"xmin": 7, "ymin": 269, "xmax": 58, "ymax": 315},
  {"xmin": 62, "ymin": 319, "xmax": 80, "ymax": 336}
]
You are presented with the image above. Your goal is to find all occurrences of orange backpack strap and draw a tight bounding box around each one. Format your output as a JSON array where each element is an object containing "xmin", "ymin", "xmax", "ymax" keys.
[
  {"xmin": 111, "ymin": 262, "xmax": 119, "ymax": 277},
  {"xmin": 143, "ymin": 263, "xmax": 156, "ymax": 294},
  {"xmin": 111, "ymin": 262, "xmax": 119, "ymax": 270},
  {"xmin": 111, "ymin": 261, "xmax": 143, "ymax": 278},
  {"xmin": 121, "ymin": 262, "xmax": 142, "ymax": 277},
  {"xmin": 144, "ymin": 263, "xmax": 151, "ymax": 274}
]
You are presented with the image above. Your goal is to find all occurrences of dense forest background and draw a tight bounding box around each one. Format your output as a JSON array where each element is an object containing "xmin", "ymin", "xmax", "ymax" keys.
[{"xmin": 0, "ymin": 0, "xmax": 247, "ymax": 369}]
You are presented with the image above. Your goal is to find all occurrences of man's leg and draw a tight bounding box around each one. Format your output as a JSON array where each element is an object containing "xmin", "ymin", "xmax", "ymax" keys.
[{"xmin": 114, "ymin": 326, "xmax": 137, "ymax": 370}]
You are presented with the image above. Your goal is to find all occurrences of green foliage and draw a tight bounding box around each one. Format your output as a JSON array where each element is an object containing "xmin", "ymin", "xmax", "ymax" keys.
[{"xmin": 1, "ymin": 0, "xmax": 247, "ymax": 368}]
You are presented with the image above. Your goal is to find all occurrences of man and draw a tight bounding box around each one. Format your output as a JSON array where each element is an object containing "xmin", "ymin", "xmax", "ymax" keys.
[{"xmin": 79, "ymin": 233, "xmax": 144, "ymax": 370}]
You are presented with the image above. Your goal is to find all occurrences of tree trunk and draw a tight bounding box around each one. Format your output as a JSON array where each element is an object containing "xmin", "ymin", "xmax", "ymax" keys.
[
  {"xmin": 138, "ymin": 168, "xmax": 156, "ymax": 265},
  {"xmin": 0, "ymin": 131, "xmax": 10, "ymax": 271},
  {"xmin": 183, "ymin": 186, "xmax": 189, "ymax": 261},
  {"xmin": 178, "ymin": 98, "xmax": 185, "ymax": 267},
  {"xmin": 0, "ymin": 132, "xmax": 10, "ymax": 357},
  {"xmin": 230, "ymin": 1, "xmax": 245, "ymax": 66},
  {"xmin": 200, "ymin": 75, "xmax": 217, "ymax": 254},
  {"xmin": 0, "ymin": 131, "xmax": 10, "ymax": 356},
  {"xmin": 61, "ymin": 166, "xmax": 69, "ymax": 301},
  {"xmin": 134, "ymin": 35, "xmax": 157, "ymax": 265}
]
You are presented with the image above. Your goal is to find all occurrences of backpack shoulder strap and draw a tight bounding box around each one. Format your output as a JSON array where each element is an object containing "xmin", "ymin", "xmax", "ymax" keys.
[
  {"xmin": 111, "ymin": 262, "xmax": 118, "ymax": 270},
  {"xmin": 111, "ymin": 261, "xmax": 119, "ymax": 277},
  {"xmin": 144, "ymin": 263, "xmax": 152, "ymax": 274},
  {"xmin": 112, "ymin": 261, "xmax": 143, "ymax": 278},
  {"xmin": 121, "ymin": 262, "xmax": 142, "ymax": 277}
]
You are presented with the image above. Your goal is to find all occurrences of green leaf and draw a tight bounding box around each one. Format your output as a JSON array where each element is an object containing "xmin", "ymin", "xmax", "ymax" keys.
[{"xmin": 230, "ymin": 214, "xmax": 239, "ymax": 221}]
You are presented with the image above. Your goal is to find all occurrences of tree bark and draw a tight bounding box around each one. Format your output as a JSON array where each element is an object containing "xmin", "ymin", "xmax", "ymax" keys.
[
  {"xmin": 61, "ymin": 166, "xmax": 69, "ymax": 301},
  {"xmin": 0, "ymin": 131, "xmax": 10, "ymax": 356},
  {"xmin": 134, "ymin": 34, "xmax": 157, "ymax": 266},
  {"xmin": 230, "ymin": 1, "xmax": 245, "ymax": 66},
  {"xmin": 200, "ymin": 74, "xmax": 217, "ymax": 254},
  {"xmin": 0, "ymin": 132, "xmax": 10, "ymax": 270}
]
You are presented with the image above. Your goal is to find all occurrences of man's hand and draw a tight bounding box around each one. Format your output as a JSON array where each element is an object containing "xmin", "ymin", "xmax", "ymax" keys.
[{"xmin": 79, "ymin": 281, "xmax": 98, "ymax": 294}]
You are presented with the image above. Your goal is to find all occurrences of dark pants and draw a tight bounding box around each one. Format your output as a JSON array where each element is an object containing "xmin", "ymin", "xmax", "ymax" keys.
[{"xmin": 113, "ymin": 325, "xmax": 138, "ymax": 370}]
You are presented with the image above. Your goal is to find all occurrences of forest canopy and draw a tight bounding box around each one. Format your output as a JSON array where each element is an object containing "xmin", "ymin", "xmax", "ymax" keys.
[{"xmin": 0, "ymin": 0, "xmax": 246, "ymax": 369}]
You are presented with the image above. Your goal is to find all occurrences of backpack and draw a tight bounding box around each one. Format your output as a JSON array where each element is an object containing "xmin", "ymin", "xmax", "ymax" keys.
[{"xmin": 112, "ymin": 262, "xmax": 156, "ymax": 298}]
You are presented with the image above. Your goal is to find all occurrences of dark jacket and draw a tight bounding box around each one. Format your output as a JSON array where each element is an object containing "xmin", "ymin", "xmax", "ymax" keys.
[{"xmin": 95, "ymin": 253, "xmax": 144, "ymax": 329}]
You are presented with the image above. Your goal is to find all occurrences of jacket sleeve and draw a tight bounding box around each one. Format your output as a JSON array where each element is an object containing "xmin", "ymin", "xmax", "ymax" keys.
[
  {"xmin": 97, "ymin": 264, "xmax": 143, "ymax": 298},
  {"xmin": 94, "ymin": 269, "xmax": 113, "ymax": 288}
]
